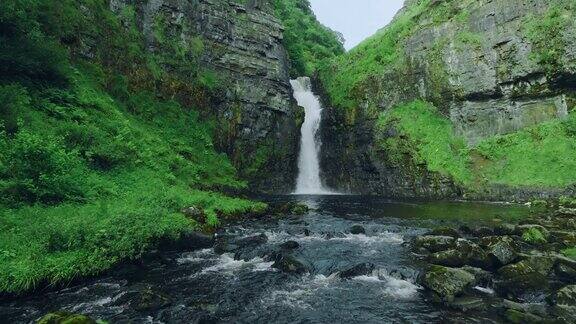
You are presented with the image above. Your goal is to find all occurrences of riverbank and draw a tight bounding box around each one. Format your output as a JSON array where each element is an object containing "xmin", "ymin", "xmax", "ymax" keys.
[
  {"xmin": 0, "ymin": 184, "xmax": 267, "ymax": 296},
  {"xmin": 414, "ymin": 204, "xmax": 576, "ymax": 322}
]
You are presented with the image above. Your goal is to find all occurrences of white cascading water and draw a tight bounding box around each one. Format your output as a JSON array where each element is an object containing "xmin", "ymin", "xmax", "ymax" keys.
[{"xmin": 291, "ymin": 77, "xmax": 333, "ymax": 195}]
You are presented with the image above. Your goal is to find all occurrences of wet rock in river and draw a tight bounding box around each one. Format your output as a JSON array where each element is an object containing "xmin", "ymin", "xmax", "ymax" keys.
[
  {"xmin": 472, "ymin": 227, "xmax": 494, "ymax": 237},
  {"xmin": 271, "ymin": 254, "xmax": 307, "ymax": 274},
  {"xmin": 280, "ymin": 240, "xmax": 300, "ymax": 250},
  {"xmin": 504, "ymin": 309, "xmax": 544, "ymax": 324},
  {"xmin": 555, "ymin": 285, "xmax": 576, "ymax": 307},
  {"xmin": 427, "ymin": 227, "xmax": 460, "ymax": 238},
  {"xmin": 274, "ymin": 202, "xmax": 309, "ymax": 216},
  {"xmin": 133, "ymin": 286, "xmax": 172, "ymax": 311},
  {"xmin": 350, "ymin": 225, "xmax": 366, "ymax": 235},
  {"xmin": 159, "ymin": 231, "xmax": 214, "ymax": 252},
  {"xmin": 550, "ymin": 230, "xmax": 576, "ymax": 247},
  {"xmin": 421, "ymin": 265, "xmax": 476, "ymax": 302},
  {"xmin": 339, "ymin": 263, "xmax": 376, "ymax": 279},
  {"xmin": 556, "ymin": 207, "xmax": 576, "ymax": 218},
  {"xmin": 486, "ymin": 236, "xmax": 518, "ymax": 268},
  {"xmin": 555, "ymin": 262, "xmax": 576, "ymax": 282},
  {"xmin": 447, "ymin": 297, "xmax": 487, "ymax": 312},
  {"xmin": 495, "ymin": 259, "xmax": 550, "ymax": 297},
  {"xmin": 428, "ymin": 239, "xmax": 490, "ymax": 269},
  {"xmin": 214, "ymin": 233, "xmax": 268, "ymax": 255},
  {"xmin": 494, "ymin": 224, "xmax": 517, "ymax": 236},
  {"xmin": 460, "ymin": 266, "xmax": 493, "ymax": 287},
  {"xmin": 413, "ymin": 235, "xmax": 456, "ymax": 253},
  {"xmin": 37, "ymin": 311, "xmax": 98, "ymax": 324}
]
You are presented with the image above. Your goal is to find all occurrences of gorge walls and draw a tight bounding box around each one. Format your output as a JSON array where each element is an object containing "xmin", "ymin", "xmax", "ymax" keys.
[
  {"xmin": 318, "ymin": 0, "xmax": 576, "ymax": 200},
  {"xmin": 110, "ymin": 0, "xmax": 302, "ymax": 192}
]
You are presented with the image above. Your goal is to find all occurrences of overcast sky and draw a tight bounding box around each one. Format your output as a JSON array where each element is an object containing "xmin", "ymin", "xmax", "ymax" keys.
[{"xmin": 309, "ymin": 0, "xmax": 405, "ymax": 50}]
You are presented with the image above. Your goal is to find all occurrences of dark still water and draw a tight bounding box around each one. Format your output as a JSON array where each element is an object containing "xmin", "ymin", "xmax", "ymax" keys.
[{"xmin": 1, "ymin": 196, "xmax": 532, "ymax": 323}]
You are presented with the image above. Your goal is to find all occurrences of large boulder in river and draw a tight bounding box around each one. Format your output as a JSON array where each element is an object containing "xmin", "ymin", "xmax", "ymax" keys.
[
  {"xmin": 486, "ymin": 236, "xmax": 518, "ymax": 268},
  {"xmin": 271, "ymin": 254, "xmax": 307, "ymax": 274},
  {"xmin": 413, "ymin": 236, "xmax": 456, "ymax": 253},
  {"xmin": 339, "ymin": 263, "xmax": 376, "ymax": 279},
  {"xmin": 426, "ymin": 227, "xmax": 460, "ymax": 238},
  {"xmin": 280, "ymin": 241, "xmax": 300, "ymax": 250},
  {"xmin": 133, "ymin": 286, "xmax": 172, "ymax": 311},
  {"xmin": 495, "ymin": 258, "xmax": 551, "ymax": 297},
  {"xmin": 214, "ymin": 233, "xmax": 268, "ymax": 255},
  {"xmin": 555, "ymin": 262, "xmax": 576, "ymax": 282},
  {"xmin": 461, "ymin": 266, "xmax": 493, "ymax": 287},
  {"xmin": 555, "ymin": 285, "xmax": 576, "ymax": 307},
  {"xmin": 428, "ymin": 239, "xmax": 490, "ymax": 269},
  {"xmin": 350, "ymin": 225, "xmax": 366, "ymax": 235},
  {"xmin": 159, "ymin": 231, "xmax": 213, "ymax": 252},
  {"xmin": 37, "ymin": 312, "xmax": 97, "ymax": 324},
  {"xmin": 421, "ymin": 265, "xmax": 476, "ymax": 302}
]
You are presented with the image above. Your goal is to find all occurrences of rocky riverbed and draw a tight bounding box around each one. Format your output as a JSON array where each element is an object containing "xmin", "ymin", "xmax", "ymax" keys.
[
  {"xmin": 415, "ymin": 206, "xmax": 576, "ymax": 323},
  {"xmin": 3, "ymin": 196, "xmax": 573, "ymax": 323}
]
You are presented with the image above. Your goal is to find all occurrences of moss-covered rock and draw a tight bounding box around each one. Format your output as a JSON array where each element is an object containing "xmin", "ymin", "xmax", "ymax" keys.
[
  {"xmin": 496, "ymin": 259, "xmax": 550, "ymax": 296},
  {"xmin": 428, "ymin": 239, "xmax": 490, "ymax": 269},
  {"xmin": 37, "ymin": 311, "xmax": 99, "ymax": 324},
  {"xmin": 555, "ymin": 285, "xmax": 576, "ymax": 307},
  {"xmin": 486, "ymin": 236, "xmax": 518, "ymax": 268},
  {"xmin": 414, "ymin": 235, "xmax": 457, "ymax": 253},
  {"xmin": 421, "ymin": 265, "xmax": 476, "ymax": 302}
]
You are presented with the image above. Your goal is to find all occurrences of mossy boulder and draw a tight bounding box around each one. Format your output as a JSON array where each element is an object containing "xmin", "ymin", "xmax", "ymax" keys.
[
  {"xmin": 447, "ymin": 297, "xmax": 487, "ymax": 312},
  {"xmin": 555, "ymin": 285, "xmax": 576, "ymax": 307},
  {"xmin": 414, "ymin": 235, "xmax": 456, "ymax": 253},
  {"xmin": 274, "ymin": 202, "xmax": 310, "ymax": 216},
  {"xmin": 486, "ymin": 236, "xmax": 518, "ymax": 268},
  {"xmin": 133, "ymin": 286, "xmax": 172, "ymax": 311},
  {"xmin": 350, "ymin": 225, "xmax": 366, "ymax": 235},
  {"xmin": 504, "ymin": 309, "xmax": 544, "ymax": 324},
  {"xmin": 421, "ymin": 265, "xmax": 476, "ymax": 302},
  {"xmin": 495, "ymin": 259, "xmax": 551, "ymax": 297},
  {"xmin": 280, "ymin": 240, "xmax": 300, "ymax": 250},
  {"xmin": 271, "ymin": 253, "xmax": 307, "ymax": 274},
  {"xmin": 428, "ymin": 239, "xmax": 490, "ymax": 269},
  {"xmin": 37, "ymin": 311, "xmax": 98, "ymax": 324},
  {"xmin": 555, "ymin": 263, "xmax": 576, "ymax": 282},
  {"xmin": 339, "ymin": 263, "xmax": 376, "ymax": 279},
  {"xmin": 426, "ymin": 227, "xmax": 460, "ymax": 238},
  {"xmin": 550, "ymin": 231, "xmax": 576, "ymax": 247}
]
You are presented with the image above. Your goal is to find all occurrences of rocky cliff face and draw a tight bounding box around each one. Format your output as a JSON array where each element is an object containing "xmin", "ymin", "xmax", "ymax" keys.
[
  {"xmin": 110, "ymin": 0, "xmax": 301, "ymax": 193},
  {"xmin": 319, "ymin": 0, "xmax": 576, "ymax": 200}
]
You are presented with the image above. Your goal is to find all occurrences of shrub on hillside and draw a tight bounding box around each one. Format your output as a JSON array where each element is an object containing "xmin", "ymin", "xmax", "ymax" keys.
[{"xmin": 0, "ymin": 129, "xmax": 87, "ymax": 206}]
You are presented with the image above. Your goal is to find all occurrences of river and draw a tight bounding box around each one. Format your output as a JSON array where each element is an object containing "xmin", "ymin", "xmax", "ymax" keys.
[{"xmin": 0, "ymin": 195, "xmax": 532, "ymax": 323}]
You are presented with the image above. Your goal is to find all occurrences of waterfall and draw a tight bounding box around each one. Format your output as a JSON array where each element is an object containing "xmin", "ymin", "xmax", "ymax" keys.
[{"xmin": 291, "ymin": 77, "xmax": 333, "ymax": 195}]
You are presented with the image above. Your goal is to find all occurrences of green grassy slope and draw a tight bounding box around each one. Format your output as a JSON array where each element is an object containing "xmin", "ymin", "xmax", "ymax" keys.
[
  {"xmin": 0, "ymin": 0, "xmax": 265, "ymax": 294},
  {"xmin": 319, "ymin": 0, "xmax": 576, "ymax": 192}
]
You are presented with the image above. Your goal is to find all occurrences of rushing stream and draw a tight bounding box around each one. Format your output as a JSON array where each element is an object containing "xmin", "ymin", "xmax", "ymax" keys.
[{"xmin": 0, "ymin": 195, "xmax": 532, "ymax": 323}]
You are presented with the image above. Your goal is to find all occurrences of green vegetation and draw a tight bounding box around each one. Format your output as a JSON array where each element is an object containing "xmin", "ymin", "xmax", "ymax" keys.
[
  {"xmin": 523, "ymin": 2, "xmax": 575, "ymax": 74},
  {"xmin": 563, "ymin": 247, "xmax": 576, "ymax": 260},
  {"xmin": 273, "ymin": 0, "xmax": 344, "ymax": 77},
  {"xmin": 38, "ymin": 311, "xmax": 106, "ymax": 324},
  {"xmin": 317, "ymin": 0, "xmax": 467, "ymax": 110},
  {"xmin": 522, "ymin": 228, "xmax": 547, "ymax": 245},
  {"xmin": 375, "ymin": 100, "xmax": 576, "ymax": 189},
  {"xmin": 376, "ymin": 101, "xmax": 472, "ymax": 185},
  {"xmin": 0, "ymin": 0, "xmax": 264, "ymax": 294},
  {"xmin": 474, "ymin": 113, "xmax": 576, "ymax": 187}
]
